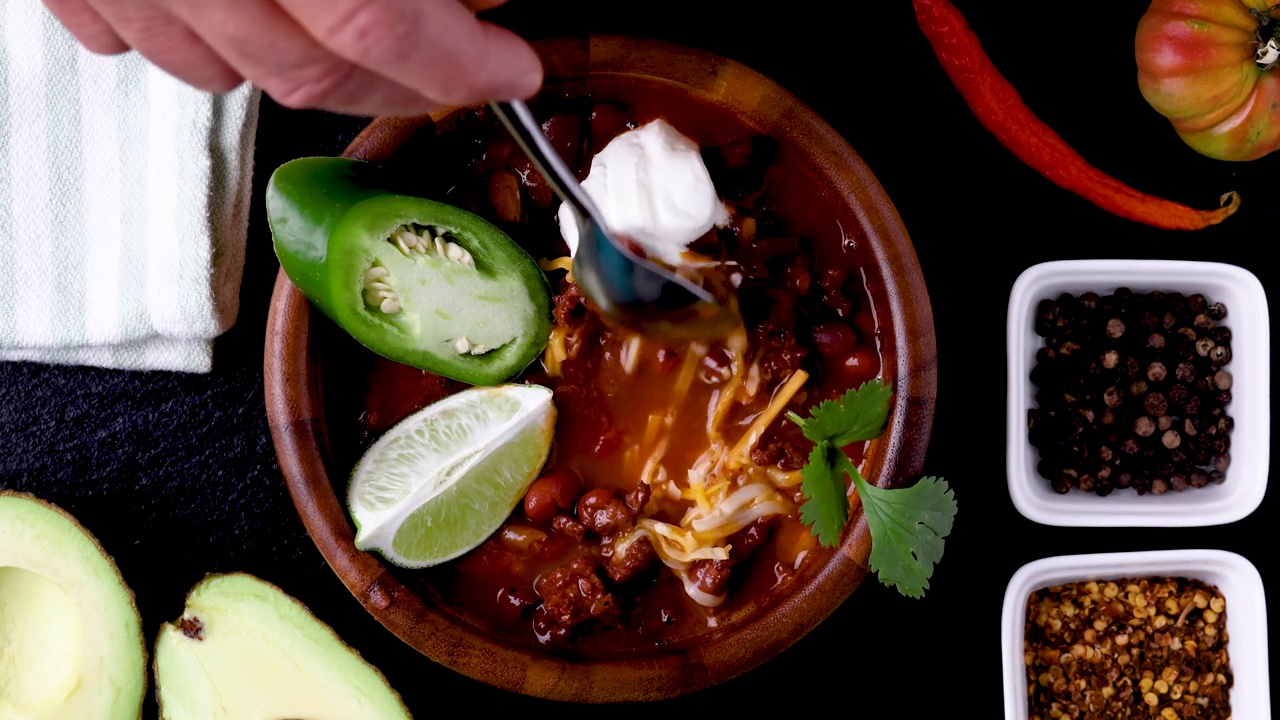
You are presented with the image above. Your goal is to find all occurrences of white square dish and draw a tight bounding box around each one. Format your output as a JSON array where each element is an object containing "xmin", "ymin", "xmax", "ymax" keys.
[
  {"xmin": 1006, "ymin": 260, "xmax": 1269, "ymax": 527},
  {"xmin": 1001, "ymin": 549, "xmax": 1269, "ymax": 720}
]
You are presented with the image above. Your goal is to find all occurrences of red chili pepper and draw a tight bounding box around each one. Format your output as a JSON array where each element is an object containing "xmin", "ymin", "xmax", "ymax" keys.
[{"xmin": 912, "ymin": 0, "xmax": 1240, "ymax": 231}]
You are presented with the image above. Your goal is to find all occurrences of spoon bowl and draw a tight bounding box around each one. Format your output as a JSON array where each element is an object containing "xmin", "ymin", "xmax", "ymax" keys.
[{"xmin": 490, "ymin": 100, "xmax": 739, "ymax": 338}]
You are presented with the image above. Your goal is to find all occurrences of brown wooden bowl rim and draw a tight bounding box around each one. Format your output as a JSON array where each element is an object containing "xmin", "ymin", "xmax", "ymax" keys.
[{"xmin": 264, "ymin": 35, "xmax": 938, "ymax": 702}]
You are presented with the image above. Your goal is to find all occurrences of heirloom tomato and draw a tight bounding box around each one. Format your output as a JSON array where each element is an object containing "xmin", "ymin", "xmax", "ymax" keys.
[{"xmin": 1137, "ymin": 0, "xmax": 1280, "ymax": 161}]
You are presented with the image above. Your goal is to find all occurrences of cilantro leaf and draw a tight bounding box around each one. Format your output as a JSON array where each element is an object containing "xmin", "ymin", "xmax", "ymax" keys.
[
  {"xmin": 788, "ymin": 380, "xmax": 892, "ymax": 447},
  {"xmin": 841, "ymin": 453, "xmax": 957, "ymax": 599},
  {"xmin": 798, "ymin": 444, "xmax": 849, "ymax": 548}
]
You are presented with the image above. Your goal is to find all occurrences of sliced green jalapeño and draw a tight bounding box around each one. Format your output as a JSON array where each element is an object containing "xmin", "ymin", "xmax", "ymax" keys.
[{"xmin": 267, "ymin": 157, "xmax": 553, "ymax": 385}]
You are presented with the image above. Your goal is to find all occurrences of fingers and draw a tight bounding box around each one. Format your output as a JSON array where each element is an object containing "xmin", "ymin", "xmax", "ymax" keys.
[
  {"xmin": 166, "ymin": 0, "xmax": 439, "ymax": 116},
  {"xmin": 276, "ymin": 0, "xmax": 543, "ymax": 107},
  {"xmin": 460, "ymin": 0, "xmax": 511, "ymax": 11},
  {"xmin": 80, "ymin": 0, "xmax": 243, "ymax": 92},
  {"xmin": 42, "ymin": 0, "xmax": 128, "ymax": 54}
]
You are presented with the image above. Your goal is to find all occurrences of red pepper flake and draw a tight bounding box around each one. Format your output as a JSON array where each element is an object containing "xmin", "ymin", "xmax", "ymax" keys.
[{"xmin": 912, "ymin": 0, "xmax": 1240, "ymax": 231}]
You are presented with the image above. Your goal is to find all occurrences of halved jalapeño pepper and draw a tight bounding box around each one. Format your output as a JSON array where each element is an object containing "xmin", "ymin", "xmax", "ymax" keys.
[{"xmin": 267, "ymin": 157, "xmax": 553, "ymax": 385}]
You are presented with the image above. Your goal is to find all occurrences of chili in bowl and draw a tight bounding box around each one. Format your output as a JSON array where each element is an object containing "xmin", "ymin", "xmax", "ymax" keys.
[{"xmin": 264, "ymin": 36, "xmax": 938, "ymax": 701}]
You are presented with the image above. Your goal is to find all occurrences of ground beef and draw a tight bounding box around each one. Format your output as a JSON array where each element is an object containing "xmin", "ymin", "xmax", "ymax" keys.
[
  {"xmin": 534, "ymin": 556, "xmax": 618, "ymax": 628},
  {"xmin": 625, "ymin": 481, "xmax": 651, "ymax": 516},
  {"xmin": 551, "ymin": 514, "xmax": 587, "ymax": 541},
  {"xmin": 605, "ymin": 536, "xmax": 656, "ymax": 584},
  {"xmin": 750, "ymin": 420, "xmax": 812, "ymax": 471}
]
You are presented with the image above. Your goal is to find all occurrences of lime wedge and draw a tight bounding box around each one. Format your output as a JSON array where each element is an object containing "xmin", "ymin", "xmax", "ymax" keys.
[{"xmin": 348, "ymin": 384, "xmax": 555, "ymax": 568}]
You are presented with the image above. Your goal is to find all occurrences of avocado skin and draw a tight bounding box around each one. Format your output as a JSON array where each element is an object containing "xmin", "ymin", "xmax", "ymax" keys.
[
  {"xmin": 154, "ymin": 573, "xmax": 413, "ymax": 720},
  {"xmin": 0, "ymin": 491, "xmax": 147, "ymax": 720}
]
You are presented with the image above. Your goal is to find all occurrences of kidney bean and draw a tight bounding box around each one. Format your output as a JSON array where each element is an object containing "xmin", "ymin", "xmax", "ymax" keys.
[
  {"xmin": 589, "ymin": 102, "xmax": 631, "ymax": 152},
  {"xmin": 811, "ymin": 321, "xmax": 858, "ymax": 359},
  {"xmin": 541, "ymin": 112, "xmax": 584, "ymax": 170},
  {"xmin": 576, "ymin": 488, "xmax": 633, "ymax": 536},
  {"xmin": 510, "ymin": 154, "xmax": 554, "ymax": 208},
  {"xmin": 828, "ymin": 345, "xmax": 880, "ymax": 389},
  {"xmin": 853, "ymin": 310, "xmax": 877, "ymax": 344},
  {"xmin": 690, "ymin": 559, "xmax": 731, "ymax": 597},
  {"xmin": 494, "ymin": 585, "xmax": 538, "ymax": 625},
  {"xmin": 523, "ymin": 469, "xmax": 583, "ymax": 523},
  {"xmin": 486, "ymin": 170, "xmax": 522, "ymax": 224}
]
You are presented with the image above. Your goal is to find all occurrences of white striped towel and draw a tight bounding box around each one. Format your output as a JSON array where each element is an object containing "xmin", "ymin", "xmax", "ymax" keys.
[{"xmin": 0, "ymin": 3, "xmax": 260, "ymax": 373}]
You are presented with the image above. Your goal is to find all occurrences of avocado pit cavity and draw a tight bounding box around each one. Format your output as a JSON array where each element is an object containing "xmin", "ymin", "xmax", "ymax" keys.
[{"xmin": 0, "ymin": 566, "xmax": 81, "ymax": 713}]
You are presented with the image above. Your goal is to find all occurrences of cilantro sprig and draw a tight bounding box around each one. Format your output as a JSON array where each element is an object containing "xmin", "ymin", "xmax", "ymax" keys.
[{"xmin": 786, "ymin": 380, "xmax": 957, "ymax": 598}]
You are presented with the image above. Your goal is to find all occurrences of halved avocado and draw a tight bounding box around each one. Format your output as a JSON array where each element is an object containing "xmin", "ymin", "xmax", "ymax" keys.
[
  {"xmin": 0, "ymin": 492, "xmax": 146, "ymax": 719},
  {"xmin": 154, "ymin": 573, "xmax": 413, "ymax": 720}
]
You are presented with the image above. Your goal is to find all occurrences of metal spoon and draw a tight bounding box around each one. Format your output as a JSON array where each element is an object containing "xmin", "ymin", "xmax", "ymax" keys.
[{"xmin": 489, "ymin": 100, "xmax": 738, "ymax": 338}]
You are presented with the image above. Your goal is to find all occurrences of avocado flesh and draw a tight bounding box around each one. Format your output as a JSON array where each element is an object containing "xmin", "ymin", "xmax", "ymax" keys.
[
  {"xmin": 0, "ymin": 493, "xmax": 146, "ymax": 720},
  {"xmin": 155, "ymin": 573, "xmax": 412, "ymax": 720}
]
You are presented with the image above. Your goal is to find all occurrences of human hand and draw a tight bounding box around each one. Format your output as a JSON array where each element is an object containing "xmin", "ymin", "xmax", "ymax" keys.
[{"xmin": 43, "ymin": 0, "xmax": 543, "ymax": 116}]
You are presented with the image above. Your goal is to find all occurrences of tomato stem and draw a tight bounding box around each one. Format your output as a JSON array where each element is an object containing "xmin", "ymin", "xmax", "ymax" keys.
[{"xmin": 1252, "ymin": 6, "xmax": 1280, "ymax": 69}]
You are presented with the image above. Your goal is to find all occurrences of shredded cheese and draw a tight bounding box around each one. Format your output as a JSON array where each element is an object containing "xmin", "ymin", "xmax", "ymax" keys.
[
  {"xmin": 729, "ymin": 369, "xmax": 809, "ymax": 467},
  {"xmin": 538, "ymin": 256, "xmax": 574, "ymax": 281}
]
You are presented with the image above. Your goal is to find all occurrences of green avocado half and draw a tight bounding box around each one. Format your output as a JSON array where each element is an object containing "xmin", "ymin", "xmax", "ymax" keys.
[
  {"xmin": 154, "ymin": 573, "xmax": 413, "ymax": 720},
  {"xmin": 0, "ymin": 492, "xmax": 147, "ymax": 720}
]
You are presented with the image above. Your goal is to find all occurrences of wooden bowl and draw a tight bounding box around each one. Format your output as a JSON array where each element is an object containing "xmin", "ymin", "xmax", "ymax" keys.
[{"xmin": 264, "ymin": 35, "xmax": 937, "ymax": 702}]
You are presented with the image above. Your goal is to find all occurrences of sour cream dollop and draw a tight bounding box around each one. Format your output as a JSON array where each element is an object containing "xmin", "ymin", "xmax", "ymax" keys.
[{"xmin": 557, "ymin": 118, "xmax": 729, "ymax": 266}]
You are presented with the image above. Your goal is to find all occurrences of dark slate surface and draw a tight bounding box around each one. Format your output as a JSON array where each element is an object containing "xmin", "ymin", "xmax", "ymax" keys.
[{"xmin": 2, "ymin": 2, "xmax": 1277, "ymax": 715}]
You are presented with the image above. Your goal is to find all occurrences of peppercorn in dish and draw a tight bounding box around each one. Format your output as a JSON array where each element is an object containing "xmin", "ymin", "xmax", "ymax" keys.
[
  {"xmin": 1029, "ymin": 290, "xmax": 1234, "ymax": 496},
  {"xmin": 1025, "ymin": 577, "xmax": 1231, "ymax": 719}
]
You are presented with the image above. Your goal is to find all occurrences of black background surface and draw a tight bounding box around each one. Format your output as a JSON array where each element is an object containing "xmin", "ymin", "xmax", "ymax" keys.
[{"xmin": 2, "ymin": 1, "xmax": 1276, "ymax": 716}]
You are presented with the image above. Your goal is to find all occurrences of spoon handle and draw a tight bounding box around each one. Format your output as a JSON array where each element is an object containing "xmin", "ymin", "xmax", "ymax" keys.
[{"xmin": 488, "ymin": 100, "xmax": 603, "ymax": 226}]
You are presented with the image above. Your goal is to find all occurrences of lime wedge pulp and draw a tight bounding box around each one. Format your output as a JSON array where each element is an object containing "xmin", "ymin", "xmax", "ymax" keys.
[{"xmin": 348, "ymin": 384, "xmax": 556, "ymax": 568}]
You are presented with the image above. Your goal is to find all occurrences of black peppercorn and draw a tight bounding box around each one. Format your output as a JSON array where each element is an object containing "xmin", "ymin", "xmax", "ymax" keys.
[
  {"xmin": 1106, "ymin": 318, "xmax": 1125, "ymax": 338},
  {"xmin": 1134, "ymin": 416, "xmax": 1156, "ymax": 437},
  {"xmin": 1029, "ymin": 291, "xmax": 1235, "ymax": 497},
  {"xmin": 1144, "ymin": 392, "xmax": 1168, "ymax": 417},
  {"xmin": 1103, "ymin": 386, "xmax": 1122, "ymax": 408},
  {"xmin": 1146, "ymin": 362, "xmax": 1167, "ymax": 382},
  {"xmin": 1207, "ymin": 302, "xmax": 1227, "ymax": 321},
  {"xmin": 1213, "ymin": 370, "xmax": 1232, "ymax": 390},
  {"xmin": 1175, "ymin": 362, "xmax": 1195, "ymax": 382}
]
